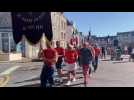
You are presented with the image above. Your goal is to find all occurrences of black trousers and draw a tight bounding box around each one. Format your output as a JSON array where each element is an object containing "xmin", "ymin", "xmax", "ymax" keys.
[
  {"xmin": 93, "ymin": 56, "xmax": 99, "ymax": 72},
  {"xmin": 56, "ymin": 57, "xmax": 63, "ymax": 69},
  {"xmin": 40, "ymin": 64, "xmax": 54, "ymax": 87},
  {"xmin": 102, "ymin": 52, "xmax": 106, "ymax": 58}
]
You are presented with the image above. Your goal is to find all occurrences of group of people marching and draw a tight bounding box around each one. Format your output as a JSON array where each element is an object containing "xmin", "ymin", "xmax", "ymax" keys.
[{"xmin": 39, "ymin": 40, "xmax": 101, "ymax": 87}]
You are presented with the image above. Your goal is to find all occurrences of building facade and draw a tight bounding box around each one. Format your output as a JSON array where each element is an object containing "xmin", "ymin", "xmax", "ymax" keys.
[
  {"xmin": 0, "ymin": 12, "xmax": 17, "ymax": 53},
  {"xmin": 0, "ymin": 12, "xmax": 72, "ymax": 59},
  {"xmin": 117, "ymin": 31, "xmax": 134, "ymax": 48},
  {"xmin": 66, "ymin": 20, "xmax": 74, "ymax": 43},
  {"xmin": 0, "ymin": 28, "xmax": 15, "ymax": 53},
  {"xmin": 18, "ymin": 12, "xmax": 68, "ymax": 59},
  {"xmin": 51, "ymin": 12, "xmax": 67, "ymax": 48},
  {"xmin": 97, "ymin": 36, "xmax": 117, "ymax": 47}
]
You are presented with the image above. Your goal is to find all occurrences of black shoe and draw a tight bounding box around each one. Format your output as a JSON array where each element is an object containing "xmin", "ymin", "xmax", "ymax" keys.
[{"xmin": 84, "ymin": 82, "xmax": 88, "ymax": 87}]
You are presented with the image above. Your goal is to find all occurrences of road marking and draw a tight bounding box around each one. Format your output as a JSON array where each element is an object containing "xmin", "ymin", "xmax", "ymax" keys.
[
  {"xmin": 0, "ymin": 66, "xmax": 21, "ymax": 87},
  {"xmin": 0, "ymin": 66, "xmax": 21, "ymax": 76},
  {"xmin": 0, "ymin": 75, "xmax": 10, "ymax": 87}
]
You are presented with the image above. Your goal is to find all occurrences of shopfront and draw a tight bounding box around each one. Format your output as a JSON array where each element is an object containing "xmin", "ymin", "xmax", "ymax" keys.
[{"xmin": 0, "ymin": 28, "xmax": 22, "ymax": 61}]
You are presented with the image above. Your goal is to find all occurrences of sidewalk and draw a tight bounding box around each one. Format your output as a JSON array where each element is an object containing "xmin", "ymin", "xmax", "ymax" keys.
[{"xmin": 0, "ymin": 57, "xmax": 32, "ymax": 63}]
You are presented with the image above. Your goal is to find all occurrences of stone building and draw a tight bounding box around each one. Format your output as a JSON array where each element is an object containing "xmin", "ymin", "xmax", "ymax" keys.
[
  {"xmin": 117, "ymin": 31, "xmax": 134, "ymax": 48},
  {"xmin": 51, "ymin": 12, "xmax": 67, "ymax": 48},
  {"xmin": 0, "ymin": 12, "xmax": 69, "ymax": 59}
]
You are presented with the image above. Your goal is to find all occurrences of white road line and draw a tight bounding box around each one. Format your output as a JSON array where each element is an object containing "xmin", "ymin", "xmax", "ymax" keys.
[{"xmin": 0, "ymin": 66, "xmax": 21, "ymax": 76}]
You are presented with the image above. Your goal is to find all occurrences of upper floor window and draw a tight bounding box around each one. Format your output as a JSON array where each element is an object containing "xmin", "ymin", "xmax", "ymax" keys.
[
  {"xmin": 64, "ymin": 33, "xmax": 66, "ymax": 39},
  {"xmin": 61, "ymin": 32, "xmax": 64, "ymax": 39}
]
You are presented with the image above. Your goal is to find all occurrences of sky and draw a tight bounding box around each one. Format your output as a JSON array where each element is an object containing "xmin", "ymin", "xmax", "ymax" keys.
[{"xmin": 64, "ymin": 12, "xmax": 134, "ymax": 37}]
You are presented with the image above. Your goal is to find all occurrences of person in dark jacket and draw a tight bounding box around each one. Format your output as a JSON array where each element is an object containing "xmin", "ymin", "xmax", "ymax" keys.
[
  {"xmin": 101, "ymin": 46, "xmax": 106, "ymax": 59},
  {"xmin": 79, "ymin": 42, "xmax": 94, "ymax": 87}
]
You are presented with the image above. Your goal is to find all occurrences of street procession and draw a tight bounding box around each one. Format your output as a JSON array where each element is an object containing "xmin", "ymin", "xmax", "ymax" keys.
[{"xmin": 0, "ymin": 12, "xmax": 134, "ymax": 87}]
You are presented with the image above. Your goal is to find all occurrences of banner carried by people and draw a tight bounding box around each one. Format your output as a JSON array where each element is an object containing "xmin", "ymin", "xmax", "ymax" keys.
[{"xmin": 11, "ymin": 12, "xmax": 53, "ymax": 44}]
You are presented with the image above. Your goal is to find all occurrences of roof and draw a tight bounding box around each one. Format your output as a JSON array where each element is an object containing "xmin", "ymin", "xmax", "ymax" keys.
[{"xmin": 117, "ymin": 31, "xmax": 134, "ymax": 35}]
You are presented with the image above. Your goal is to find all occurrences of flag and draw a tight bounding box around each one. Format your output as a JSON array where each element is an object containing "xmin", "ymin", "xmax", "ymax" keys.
[{"xmin": 11, "ymin": 12, "xmax": 53, "ymax": 44}]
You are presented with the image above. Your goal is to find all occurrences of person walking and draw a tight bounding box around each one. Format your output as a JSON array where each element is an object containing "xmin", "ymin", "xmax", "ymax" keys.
[
  {"xmin": 79, "ymin": 42, "xmax": 94, "ymax": 87},
  {"xmin": 110, "ymin": 47, "xmax": 115, "ymax": 61},
  {"xmin": 124, "ymin": 46, "xmax": 128, "ymax": 55},
  {"xmin": 128, "ymin": 46, "xmax": 132, "ymax": 62},
  {"xmin": 101, "ymin": 46, "xmax": 106, "ymax": 59},
  {"xmin": 115, "ymin": 46, "xmax": 122, "ymax": 60},
  {"xmin": 40, "ymin": 41, "xmax": 58, "ymax": 87},
  {"xmin": 92, "ymin": 44, "xmax": 101, "ymax": 72},
  {"xmin": 74, "ymin": 45, "xmax": 81, "ymax": 69},
  {"xmin": 64, "ymin": 44, "xmax": 78, "ymax": 86},
  {"xmin": 55, "ymin": 41, "xmax": 65, "ymax": 83},
  {"xmin": 88, "ymin": 43, "xmax": 95, "ymax": 76}
]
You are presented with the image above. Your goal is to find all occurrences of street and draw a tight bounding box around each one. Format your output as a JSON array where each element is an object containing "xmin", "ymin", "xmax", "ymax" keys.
[{"xmin": 0, "ymin": 55, "xmax": 134, "ymax": 87}]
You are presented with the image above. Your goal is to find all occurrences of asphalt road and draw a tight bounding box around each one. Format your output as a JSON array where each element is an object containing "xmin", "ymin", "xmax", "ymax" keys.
[{"xmin": 1, "ymin": 55, "xmax": 134, "ymax": 87}]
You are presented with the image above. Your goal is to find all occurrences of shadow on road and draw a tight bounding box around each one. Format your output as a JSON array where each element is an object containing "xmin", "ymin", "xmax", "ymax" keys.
[
  {"xmin": 21, "ymin": 82, "xmax": 85, "ymax": 87},
  {"xmin": 112, "ymin": 61, "xmax": 128, "ymax": 64},
  {"xmin": 14, "ymin": 77, "xmax": 40, "ymax": 84},
  {"xmin": 20, "ymin": 83, "xmax": 40, "ymax": 87},
  {"xmin": 18, "ymin": 76, "xmax": 84, "ymax": 87},
  {"xmin": 101, "ymin": 59, "xmax": 111, "ymax": 61},
  {"xmin": 31, "ymin": 59, "xmax": 42, "ymax": 62}
]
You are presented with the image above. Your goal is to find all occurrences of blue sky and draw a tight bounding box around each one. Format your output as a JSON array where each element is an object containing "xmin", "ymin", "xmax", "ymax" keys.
[{"xmin": 64, "ymin": 12, "xmax": 134, "ymax": 37}]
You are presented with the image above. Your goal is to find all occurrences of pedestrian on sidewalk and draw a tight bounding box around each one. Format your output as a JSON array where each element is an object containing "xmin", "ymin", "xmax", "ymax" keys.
[
  {"xmin": 79, "ymin": 42, "xmax": 94, "ymax": 87},
  {"xmin": 128, "ymin": 46, "xmax": 132, "ymax": 62},
  {"xmin": 110, "ymin": 47, "xmax": 115, "ymax": 61},
  {"xmin": 101, "ymin": 46, "xmax": 106, "ymax": 59},
  {"xmin": 40, "ymin": 41, "xmax": 58, "ymax": 87},
  {"xmin": 55, "ymin": 41, "xmax": 65, "ymax": 83},
  {"xmin": 74, "ymin": 45, "xmax": 81, "ymax": 69},
  {"xmin": 89, "ymin": 43, "xmax": 95, "ymax": 76},
  {"xmin": 130, "ymin": 48, "xmax": 134, "ymax": 62},
  {"xmin": 92, "ymin": 44, "xmax": 101, "ymax": 72},
  {"xmin": 64, "ymin": 44, "xmax": 78, "ymax": 86},
  {"xmin": 124, "ymin": 46, "xmax": 128, "ymax": 55}
]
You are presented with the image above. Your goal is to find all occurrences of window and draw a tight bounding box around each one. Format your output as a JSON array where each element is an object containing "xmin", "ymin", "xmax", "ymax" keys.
[
  {"xmin": 1, "ymin": 32, "xmax": 17, "ymax": 53},
  {"xmin": 2, "ymin": 33, "xmax": 8, "ymax": 37},
  {"xmin": 62, "ymin": 21, "xmax": 63, "ymax": 30},
  {"xmin": 64, "ymin": 33, "xmax": 66, "ymax": 39},
  {"xmin": 1, "ymin": 33, "xmax": 9, "ymax": 53},
  {"xmin": 61, "ymin": 32, "xmax": 64, "ymax": 39},
  {"xmin": 64, "ymin": 23, "xmax": 66, "ymax": 30},
  {"xmin": 132, "ymin": 34, "xmax": 134, "ymax": 36}
]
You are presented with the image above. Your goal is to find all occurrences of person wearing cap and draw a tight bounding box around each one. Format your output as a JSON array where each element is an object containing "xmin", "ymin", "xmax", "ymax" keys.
[
  {"xmin": 64, "ymin": 44, "xmax": 78, "ymax": 86},
  {"xmin": 79, "ymin": 42, "xmax": 94, "ymax": 87},
  {"xmin": 40, "ymin": 41, "xmax": 58, "ymax": 87}
]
